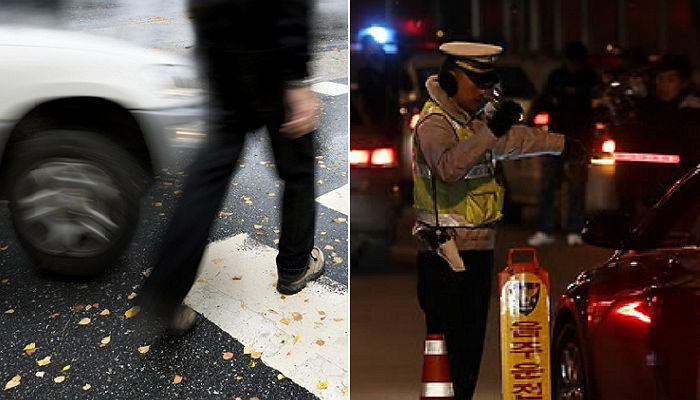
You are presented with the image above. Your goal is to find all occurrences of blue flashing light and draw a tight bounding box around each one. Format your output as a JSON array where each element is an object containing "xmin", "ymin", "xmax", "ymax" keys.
[{"xmin": 359, "ymin": 26, "xmax": 394, "ymax": 45}]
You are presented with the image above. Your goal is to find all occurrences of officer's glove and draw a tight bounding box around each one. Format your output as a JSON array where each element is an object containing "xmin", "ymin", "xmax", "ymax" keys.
[
  {"xmin": 487, "ymin": 100, "xmax": 523, "ymax": 137},
  {"xmin": 561, "ymin": 137, "xmax": 589, "ymax": 163}
]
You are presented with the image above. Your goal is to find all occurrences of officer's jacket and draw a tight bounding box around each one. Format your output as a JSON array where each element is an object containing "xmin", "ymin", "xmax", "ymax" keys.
[{"xmin": 413, "ymin": 76, "xmax": 565, "ymax": 251}]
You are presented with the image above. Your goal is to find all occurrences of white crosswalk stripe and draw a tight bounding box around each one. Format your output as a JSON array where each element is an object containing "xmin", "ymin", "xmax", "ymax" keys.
[
  {"xmin": 311, "ymin": 81, "xmax": 349, "ymax": 96},
  {"xmin": 185, "ymin": 233, "xmax": 349, "ymax": 400},
  {"xmin": 315, "ymin": 184, "xmax": 349, "ymax": 216}
]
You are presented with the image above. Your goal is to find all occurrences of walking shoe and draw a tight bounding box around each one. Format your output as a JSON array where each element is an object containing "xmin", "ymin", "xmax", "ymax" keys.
[
  {"xmin": 566, "ymin": 233, "xmax": 584, "ymax": 246},
  {"xmin": 527, "ymin": 231, "xmax": 556, "ymax": 246},
  {"xmin": 166, "ymin": 304, "xmax": 198, "ymax": 336},
  {"xmin": 276, "ymin": 247, "xmax": 325, "ymax": 295}
]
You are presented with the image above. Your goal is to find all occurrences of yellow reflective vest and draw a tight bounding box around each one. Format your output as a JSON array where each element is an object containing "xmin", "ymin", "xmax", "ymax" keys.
[{"xmin": 412, "ymin": 100, "xmax": 504, "ymax": 227}]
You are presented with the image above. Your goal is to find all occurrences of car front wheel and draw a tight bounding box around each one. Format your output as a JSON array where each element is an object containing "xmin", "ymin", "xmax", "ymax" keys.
[{"xmin": 553, "ymin": 323, "xmax": 589, "ymax": 400}]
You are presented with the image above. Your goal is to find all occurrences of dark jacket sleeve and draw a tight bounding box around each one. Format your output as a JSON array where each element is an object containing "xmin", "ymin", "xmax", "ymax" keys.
[{"xmin": 277, "ymin": 0, "xmax": 311, "ymax": 81}]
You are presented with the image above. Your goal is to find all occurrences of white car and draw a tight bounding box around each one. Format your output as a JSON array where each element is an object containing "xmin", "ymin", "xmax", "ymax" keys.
[{"xmin": 0, "ymin": 26, "xmax": 205, "ymax": 277}]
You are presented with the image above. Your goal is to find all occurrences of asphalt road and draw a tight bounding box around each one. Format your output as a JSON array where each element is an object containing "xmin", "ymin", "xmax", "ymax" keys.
[
  {"xmin": 0, "ymin": 1, "xmax": 348, "ymax": 399},
  {"xmin": 350, "ymin": 206, "xmax": 614, "ymax": 400}
]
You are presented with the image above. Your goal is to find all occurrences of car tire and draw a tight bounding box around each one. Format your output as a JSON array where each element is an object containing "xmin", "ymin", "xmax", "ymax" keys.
[
  {"xmin": 552, "ymin": 322, "xmax": 589, "ymax": 400},
  {"xmin": 6, "ymin": 130, "xmax": 147, "ymax": 278}
]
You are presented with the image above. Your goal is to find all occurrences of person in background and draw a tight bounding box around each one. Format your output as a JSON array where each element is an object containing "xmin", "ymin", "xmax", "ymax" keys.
[
  {"xmin": 137, "ymin": 0, "xmax": 324, "ymax": 335},
  {"xmin": 528, "ymin": 42, "xmax": 600, "ymax": 247},
  {"xmin": 412, "ymin": 41, "xmax": 572, "ymax": 399}
]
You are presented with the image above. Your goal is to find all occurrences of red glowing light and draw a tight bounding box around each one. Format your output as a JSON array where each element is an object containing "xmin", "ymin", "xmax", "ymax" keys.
[
  {"xmin": 613, "ymin": 152, "xmax": 680, "ymax": 164},
  {"xmin": 371, "ymin": 148, "xmax": 396, "ymax": 167},
  {"xmin": 409, "ymin": 113, "xmax": 421, "ymax": 130},
  {"xmin": 350, "ymin": 149, "xmax": 370, "ymax": 166},
  {"xmin": 534, "ymin": 112, "xmax": 549, "ymax": 126},
  {"xmin": 615, "ymin": 301, "xmax": 652, "ymax": 324}
]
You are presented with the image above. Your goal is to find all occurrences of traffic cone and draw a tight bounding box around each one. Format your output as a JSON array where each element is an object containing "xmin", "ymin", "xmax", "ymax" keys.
[{"xmin": 420, "ymin": 333, "xmax": 455, "ymax": 399}]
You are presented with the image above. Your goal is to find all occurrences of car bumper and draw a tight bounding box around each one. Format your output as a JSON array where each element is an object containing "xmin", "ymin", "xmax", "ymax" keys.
[{"xmin": 131, "ymin": 105, "xmax": 207, "ymax": 171}]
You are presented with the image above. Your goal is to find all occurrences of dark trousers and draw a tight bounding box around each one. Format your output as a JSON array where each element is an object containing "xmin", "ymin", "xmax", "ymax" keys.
[
  {"xmin": 536, "ymin": 156, "xmax": 587, "ymax": 234},
  {"xmin": 417, "ymin": 250, "xmax": 494, "ymax": 400},
  {"xmin": 140, "ymin": 35, "xmax": 316, "ymax": 312}
]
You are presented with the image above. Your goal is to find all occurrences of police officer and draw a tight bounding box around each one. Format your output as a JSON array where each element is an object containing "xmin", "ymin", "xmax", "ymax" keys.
[
  {"xmin": 138, "ymin": 0, "xmax": 324, "ymax": 334},
  {"xmin": 412, "ymin": 42, "xmax": 567, "ymax": 399}
]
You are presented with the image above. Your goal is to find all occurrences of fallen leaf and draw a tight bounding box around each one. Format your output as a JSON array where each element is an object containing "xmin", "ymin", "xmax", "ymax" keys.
[
  {"xmin": 280, "ymin": 318, "xmax": 290, "ymax": 325},
  {"xmin": 333, "ymin": 318, "xmax": 344, "ymax": 322},
  {"xmin": 320, "ymin": 232, "xmax": 327, "ymax": 235},
  {"xmin": 248, "ymin": 361, "xmax": 256, "ymax": 367},
  {"xmin": 4, "ymin": 375, "xmax": 21, "ymax": 390},
  {"xmin": 62, "ymin": 365, "xmax": 71, "ymax": 371},
  {"xmin": 54, "ymin": 376, "xmax": 65, "ymax": 383},
  {"xmin": 343, "ymin": 386, "xmax": 348, "ymax": 395},
  {"xmin": 4, "ymin": 309, "xmax": 14, "ymax": 314},
  {"xmin": 273, "ymin": 229, "xmax": 281, "ymax": 233},
  {"xmin": 280, "ymin": 295, "xmax": 286, "ymax": 300},
  {"xmin": 332, "ymin": 218, "xmax": 346, "ymax": 223},
  {"xmin": 316, "ymin": 180, "xmax": 324, "ymax": 184},
  {"xmin": 219, "ymin": 212, "xmax": 233, "ymax": 216},
  {"xmin": 317, "ymin": 381, "xmax": 328, "ymax": 390},
  {"xmin": 100, "ymin": 309, "xmax": 111, "ymax": 316},
  {"xmin": 78, "ymin": 318, "xmax": 91, "ymax": 325},
  {"xmin": 174, "ymin": 190, "xmax": 183, "ymax": 194},
  {"xmin": 292, "ymin": 312, "xmax": 303, "ymax": 321},
  {"xmin": 35, "ymin": 372, "xmax": 45, "ymax": 378},
  {"xmin": 49, "ymin": 313, "xmax": 60, "ymax": 318},
  {"xmin": 243, "ymin": 346, "xmax": 254, "ymax": 355},
  {"xmin": 222, "ymin": 352, "xmax": 234, "ymax": 360},
  {"xmin": 273, "ymin": 239, "xmax": 280, "ymax": 244},
  {"xmin": 235, "ymin": 376, "xmax": 243, "ymax": 381},
  {"xmin": 173, "ymin": 375, "xmax": 183, "ymax": 384},
  {"xmin": 70, "ymin": 304, "xmax": 85, "ymax": 312},
  {"xmin": 83, "ymin": 384, "xmax": 92, "ymax": 390},
  {"xmin": 23, "ymin": 343, "xmax": 36, "ymax": 351},
  {"xmin": 251, "ymin": 397, "xmax": 261, "ymax": 400},
  {"xmin": 277, "ymin": 374, "xmax": 285, "ymax": 380},
  {"xmin": 0, "ymin": 246, "xmax": 8, "ymax": 251},
  {"xmin": 318, "ymin": 311, "xmax": 326, "ymax": 315},
  {"xmin": 323, "ymin": 245, "xmax": 334, "ymax": 250},
  {"xmin": 315, "ymin": 340, "xmax": 326, "ymax": 346},
  {"xmin": 0, "ymin": 279, "xmax": 8, "ymax": 284},
  {"xmin": 92, "ymin": 303, "xmax": 99, "ymax": 308},
  {"xmin": 293, "ymin": 336, "xmax": 301, "ymax": 344},
  {"xmin": 37, "ymin": 356, "xmax": 51, "ymax": 366},
  {"xmin": 253, "ymin": 224, "xmax": 263, "ymax": 229},
  {"xmin": 127, "ymin": 292, "xmax": 137, "ymax": 300},
  {"xmin": 211, "ymin": 258, "xmax": 223, "ymax": 264},
  {"xmin": 124, "ymin": 306, "xmax": 140, "ymax": 319},
  {"xmin": 231, "ymin": 276, "xmax": 242, "ymax": 280},
  {"xmin": 332, "ymin": 257, "xmax": 343, "ymax": 264},
  {"xmin": 101, "ymin": 336, "xmax": 111, "ymax": 345},
  {"xmin": 196, "ymin": 278, "xmax": 208, "ymax": 283},
  {"xmin": 268, "ymin": 193, "xmax": 276, "ymax": 197},
  {"xmin": 251, "ymin": 352, "xmax": 262, "ymax": 359},
  {"xmin": 153, "ymin": 202, "xmax": 162, "ymax": 207},
  {"xmin": 137, "ymin": 346, "xmax": 150, "ymax": 354}
]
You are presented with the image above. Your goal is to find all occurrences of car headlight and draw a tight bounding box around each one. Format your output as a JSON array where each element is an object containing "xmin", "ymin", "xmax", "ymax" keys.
[{"xmin": 141, "ymin": 64, "xmax": 204, "ymax": 98}]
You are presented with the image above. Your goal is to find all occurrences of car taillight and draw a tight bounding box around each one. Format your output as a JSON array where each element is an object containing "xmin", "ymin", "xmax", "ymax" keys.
[
  {"xmin": 615, "ymin": 301, "xmax": 651, "ymax": 324},
  {"xmin": 533, "ymin": 112, "xmax": 549, "ymax": 126},
  {"xmin": 350, "ymin": 149, "xmax": 371, "ymax": 166},
  {"xmin": 371, "ymin": 148, "xmax": 396, "ymax": 167},
  {"xmin": 602, "ymin": 139, "xmax": 616, "ymax": 153},
  {"xmin": 409, "ymin": 113, "xmax": 420, "ymax": 130},
  {"xmin": 613, "ymin": 152, "xmax": 680, "ymax": 164}
]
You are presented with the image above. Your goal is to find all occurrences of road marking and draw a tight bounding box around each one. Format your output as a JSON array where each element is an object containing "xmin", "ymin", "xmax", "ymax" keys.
[
  {"xmin": 315, "ymin": 184, "xmax": 349, "ymax": 216},
  {"xmin": 311, "ymin": 81, "xmax": 348, "ymax": 97},
  {"xmin": 185, "ymin": 233, "xmax": 349, "ymax": 400}
]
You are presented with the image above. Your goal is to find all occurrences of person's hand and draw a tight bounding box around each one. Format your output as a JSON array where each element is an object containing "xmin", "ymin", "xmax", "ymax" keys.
[
  {"xmin": 487, "ymin": 100, "xmax": 523, "ymax": 137},
  {"xmin": 562, "ymin": 137, "xmax": 589, "ymax": 163},
  {"xmin": 280, "ymin": 87, "xmax": 319, "ymax": 139}
]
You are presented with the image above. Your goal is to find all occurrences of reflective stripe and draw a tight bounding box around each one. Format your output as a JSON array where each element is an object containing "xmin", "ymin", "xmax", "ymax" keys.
[
  {"xmin": 463, "ymin": 163, "xmax": 494, "ymax": 179},
  {"xmin": 424, "ymin": 340, "xmax": 447, "ymax": 355},
  {"xmin": 422, "ymin": 382, "xmax": 455, "ymax": 397}
]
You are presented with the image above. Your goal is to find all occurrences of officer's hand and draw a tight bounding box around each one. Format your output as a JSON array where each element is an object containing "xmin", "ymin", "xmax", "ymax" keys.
[
  {"xmin": 561, "ymin": 137, "xmax": 589, "ymax": 163},
  {"xmin": 487, "ymin": 100, "xmax": 523, "ymax": 137},
  {"xmin": 280, "ymin": 87, "xmax": 319, "ymax": 139}
]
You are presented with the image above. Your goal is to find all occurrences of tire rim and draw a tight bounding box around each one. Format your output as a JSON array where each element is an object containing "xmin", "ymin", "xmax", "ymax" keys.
[
  {"xmin": 557, "ymin": 340, "xmax": 586, "ymax": 400},
  {"xmin": 14, "ymin": 159, "xmax": 125, "ymax": 257}
]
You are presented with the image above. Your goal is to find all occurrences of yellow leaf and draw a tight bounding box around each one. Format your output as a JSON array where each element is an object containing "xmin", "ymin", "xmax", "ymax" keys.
[
  {"xmin": 235, "ymin": 376, "xmax": 243, "ymax": 381},
  {"xmin": 124, "ymin": 306, "xmax": 140, "ymax": 319},
  {"xmin": 4, "ymin": 375, "xmax": 21, "ymax": 390},
  {"xmin": 277, "ymin": 374, "xmax": 285, "ymax": 380},
  {"xmin": 49, "ymin": 313, "xmax": 60, "ymax": 318},
  {"xmin": 83, "ymin": 384, "xmax": 92, "ymax": 390},
  {"xmin": 219, "ymin": 212, "xmax": 233, "ymax": 216},
  {"xmin": 137, "ymin": 345, "xmax": 150, "ymax": 354},
  {"xmin": 343, "ymin": 386, "xmax": 348, "ymax": 395},
  {"xmin": 35, "ymin": 372, "xmax": 45, "ymax": 378},
  {"xmin": 62, "ymin": 365, "xmax": 71, "ymax": 371},
  {"xmin": 231, "ymin": 276, "xmax": 242, "ymax": 280},
  {"xmin": 323, "ymin": 245, "xmax": 334, "ymax": 250},
  {"xmin": 196, "ymin": 278, "xmax": 208, "ymax": 283},
  {"xmin": 100, "ymin": 309, "xmax": 111, "ymax": 316},
  {"xmin": 332, "ymin": 218, "xmax": 346, "ymax": 223},
  {"xmin": 54, "ymin": 376, "xmax": 65, "ymax": 383},
  {"xmin": 0, "ymin": 279, "xmax": 8, "ymax": 283},
  {"xmin": 320, "ymin": 232, "xmax": 327, "ymax": 235},
  {"xmin": 222, "ymin": 352, "xmax": 234, "ymax": 360},
  {"xmin": 23, "ymin": 343, "xmax": 36, "ymax": 351},
  {"xmin": 268, "ymin": 193, "xmax": 276, "ymax": 197},
  {"xmin": 292, "ymin": 312, "xmax": 303, "ymax": 321},
  {"xmin": 85, "ymin": 305, "xmax": 93, "ymax": 311},
  {"xmin": 332, "ymin": 257, "xmax": 343, "ymax": 264},
  {"xmin": 153, "ymin": 202, "xmax": 162, "ymax": 207},
  {"xmin": 253, "ymin": 224, "xmax": 263, "ymax": 229},
  {"xmin": 251, "ymin": 352, "xmax": 262, "ymax": 359},
  {"xmin": 248, "ymin": 361, "xmax": 256, "ymax": 367},
  {"xmin": 316, "ymin": 180, "xmax": 324, "ymax": 184},
  {"xmin": 317, "ymin": 381, "xmax": 328, "ymax": 390},
  {"xmin": 173, "ymin": 375, "xmax": 183, "ymax": 384},
  {"xmin": 243, "ymin": 346, "xmax": 254, "ymax": 355},
  {"xmin": 101, "ymin": 336, "xmax": 111, "ymax": 345},
  {"xmin": 273, "ymin": 239, "xmax": 279, "ymax": 244},
  {"xmin": 273, "ymin": 229, "xmax": 281, "ymax": 233},
  {"xmin": 333, "ymin": 318, "xmax": 344, "ymax": 322},
  {"xmin": 37, "ymin": 356, "xmax": 51, "ymax": 366},
  {"xmin": 318, "ymin": 311, "xmax": 326, "ymax": 316},
  {"xmin": 280, "ymin": 318, "xmax": 290, "ymax": 325},
  {"xmin": 315, "ymin": 340, "xmax": 326, "ymax": 346},
  {"xmin": 293, "ymin": 336, "xmax": 301, "ymax": 344},
  {"xmin": 4, "ymin": 309, "xmax": 14, "ymax": 314},
  {"xmin": 211, "ymin": 258, "xmax": 223, "ymax": 264},
  {"xmin": 127, "ymin": 292, "xmax": 137, "ymax": 300}
]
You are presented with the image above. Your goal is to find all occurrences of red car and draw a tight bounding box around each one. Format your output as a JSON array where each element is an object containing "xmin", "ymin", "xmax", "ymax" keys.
[{"xmin": 552, "ymin": 165, "xmax": 700, "ymax": 400}]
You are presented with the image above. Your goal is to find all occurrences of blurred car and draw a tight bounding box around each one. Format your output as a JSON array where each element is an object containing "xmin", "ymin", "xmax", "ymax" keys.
[
  {"xmin": 0, "ymin": 26, "xmax": 205, "ymax": 277},
  {"xmin": 552, "ymin": 164, "xmax": 700, "ymax": 400}
]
